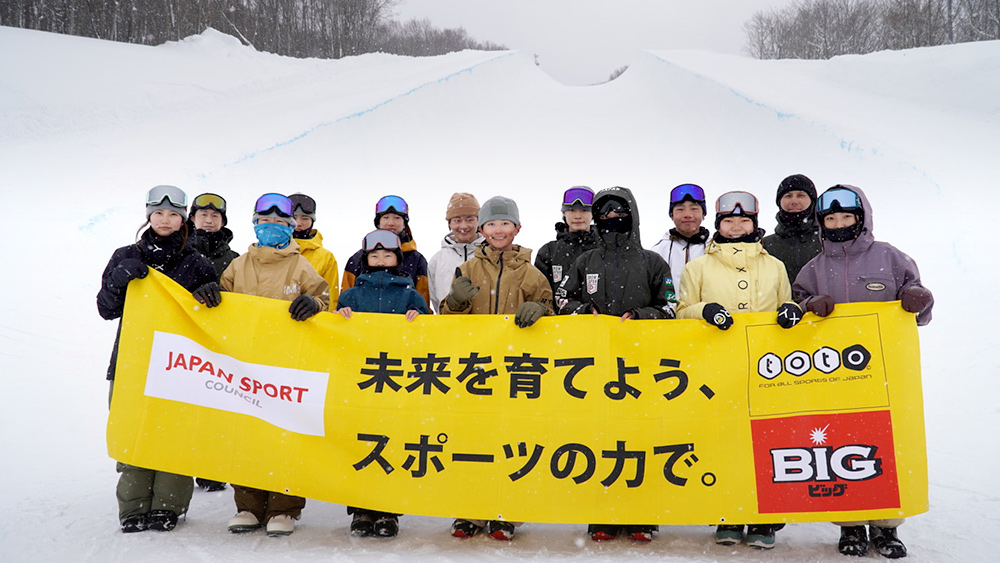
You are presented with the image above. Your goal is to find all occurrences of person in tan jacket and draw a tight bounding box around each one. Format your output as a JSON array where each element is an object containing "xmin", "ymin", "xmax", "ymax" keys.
[
  {"xmin": 441, "ymin": 195, "xmax": 553, "ymax": 541},
  {"xmin": 199, "ymin": 193, "xmax": 329, "ymax": 538}
]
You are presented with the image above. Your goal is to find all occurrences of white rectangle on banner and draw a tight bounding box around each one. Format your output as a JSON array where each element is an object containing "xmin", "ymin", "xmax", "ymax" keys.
[{"xmin": 145, "ymin": 331, "xmax": 329, "ymax": 436}]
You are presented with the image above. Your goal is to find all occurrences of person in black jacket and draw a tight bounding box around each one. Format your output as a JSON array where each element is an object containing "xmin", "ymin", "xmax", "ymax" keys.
[
  {"xmin": 97, "ymin": 185, "xmax": 219, "ymax": 534},
  {"xmin": 559, "ymin": 186, "xmax": 675, "ymax": 543},
  {"xmin": 534, "ymin": 186, "xmax": 600, "ymax": 310},
  {"xmin": 762, "ymin": 174, "xmax": 822, "ymax": 284}
]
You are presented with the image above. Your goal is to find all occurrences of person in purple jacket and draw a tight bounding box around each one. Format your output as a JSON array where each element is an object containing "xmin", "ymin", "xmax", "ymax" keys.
[{"xmin": 793, "ymin": 184, "xmax": 933, "ymax": 559}]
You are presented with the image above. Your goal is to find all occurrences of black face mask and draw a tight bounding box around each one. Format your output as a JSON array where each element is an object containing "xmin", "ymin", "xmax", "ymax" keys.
[
  {"xmin": 778, "ymin": 207, "xmax": 814, "ymax": 227},
  {"xmin": 822, "ymin": 225, "xmax": 858, "ymax": 242},
  {"xmin": 596, "ymin": 215, "xmax": 632, "ymax": 234}
]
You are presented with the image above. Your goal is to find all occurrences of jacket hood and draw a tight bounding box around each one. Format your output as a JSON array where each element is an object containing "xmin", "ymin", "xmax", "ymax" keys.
[
  {"xmin": 593, "ymin": 186, "xmax": 642, "ymax": 249},
  {"xmin": 820, "ymin": 184, "xmax": 875, "ymax": 255}
]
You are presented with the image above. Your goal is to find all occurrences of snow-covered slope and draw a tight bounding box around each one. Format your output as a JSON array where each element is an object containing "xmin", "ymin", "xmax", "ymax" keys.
[{"xmin": 1, "ymin": 26, "xmax": 997, "ymax": 562}]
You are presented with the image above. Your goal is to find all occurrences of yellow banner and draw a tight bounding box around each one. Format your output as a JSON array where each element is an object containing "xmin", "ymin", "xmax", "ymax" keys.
[{"xmin": 109, "ymin": 270, "xmax": 927, "ymax": 525}]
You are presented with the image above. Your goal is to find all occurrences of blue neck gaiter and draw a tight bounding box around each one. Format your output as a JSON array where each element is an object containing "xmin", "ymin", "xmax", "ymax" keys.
[{"xmin": 254, "ymin": 222, "xmax": 293, "ymax": 248}]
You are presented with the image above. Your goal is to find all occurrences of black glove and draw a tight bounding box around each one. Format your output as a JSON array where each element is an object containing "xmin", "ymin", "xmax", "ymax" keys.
[
  {"xmin": 900, "ymin": 286, "xmax": 932, "ymax": 313},
  {"xmin": 446, "ymin": 269, "xmax": 480, "ymax": 311},
  {"xmin": 514, "ymin": 302, "xmax": 547, "ymax": 328},
  {"xmin": 109, "ymin": 258, "xmax": 148, "ymax": 288},
  {"xmin": 702, "ymin": 303, "xmax": 733, "ymax": 330},
  {"xmin": 192, "ymin": 282, "xmax": 222, "ymax": 308},
  {"xmin": 776, "ymin": 303, "xmax": 803, "ymax": 329},
  {"xmin": 289, "ymin": 294, "xmax": 320, "ymax": 321},
  {"xmin": 803, "ymin": 295, "xmax": 835, "ymax": 317}
]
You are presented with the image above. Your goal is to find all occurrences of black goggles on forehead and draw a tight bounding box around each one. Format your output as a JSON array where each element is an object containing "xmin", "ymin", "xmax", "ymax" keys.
[
  {"xmin": 817, "ymin": 187, "xmax": 861, "ymax": 214},
  {"xmin": 289, "ymin": 194, "xmax": 316, "ymax": 215},
  {"xmin": 715, "ymin": 191, "xmax": 759, "ymax": 215}
]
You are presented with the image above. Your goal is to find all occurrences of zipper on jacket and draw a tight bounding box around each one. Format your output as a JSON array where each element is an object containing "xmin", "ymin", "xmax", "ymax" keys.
[{"xmin": 494, "ymin": 252, "xmax": 505, "ymax": 314}]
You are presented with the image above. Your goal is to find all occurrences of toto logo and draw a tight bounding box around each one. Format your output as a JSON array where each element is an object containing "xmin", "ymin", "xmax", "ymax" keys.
[{"xmin": 757, "ymin": 345, "xmax": 871, "ymax": 380}]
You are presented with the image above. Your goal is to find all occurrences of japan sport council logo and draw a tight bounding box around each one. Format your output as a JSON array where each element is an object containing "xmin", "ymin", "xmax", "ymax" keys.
[{"xmin": 751, "ymin": 411, "xmax": 900, "ymax": 514}]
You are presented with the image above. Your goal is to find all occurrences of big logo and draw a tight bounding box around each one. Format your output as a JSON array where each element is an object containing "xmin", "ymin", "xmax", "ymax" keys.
[{"xmin": 751, "ymin": 411, "xmax": 900, "ymax": 513}]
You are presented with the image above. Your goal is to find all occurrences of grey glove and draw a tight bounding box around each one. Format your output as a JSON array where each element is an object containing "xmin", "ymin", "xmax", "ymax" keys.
[
  {"xmin": 514, "ymin": 301, "xmax": 547, "ymax": 328},
  {"xmin": 446, "ymin": 271, "xmax": 480, "ymax": 311}
]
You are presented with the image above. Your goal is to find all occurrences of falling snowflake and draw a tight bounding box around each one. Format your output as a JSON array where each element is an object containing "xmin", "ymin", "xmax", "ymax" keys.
[{"xmin": 810, "ymin": 425, "xmax": 830, "ymax": 445}]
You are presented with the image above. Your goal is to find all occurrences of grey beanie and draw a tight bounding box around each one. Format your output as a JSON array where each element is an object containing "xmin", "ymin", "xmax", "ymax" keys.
[
  {"xmin": 145, "ymin": 185, "xmax": 188, "ymax": 221},
  {"xmin": 478, "ymin": 196, "xmax": 520, "ymax": 227}
]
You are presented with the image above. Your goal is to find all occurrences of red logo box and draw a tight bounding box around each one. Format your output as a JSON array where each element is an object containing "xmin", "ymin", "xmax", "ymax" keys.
[{"xmin": 751, "ymin": 411, "xmax": 899, "ymax": 514}]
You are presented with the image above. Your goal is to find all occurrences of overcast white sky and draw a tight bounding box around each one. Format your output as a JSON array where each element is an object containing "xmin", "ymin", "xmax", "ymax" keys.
[{"xmin": 393, "ymin": 0, "xmax": 796, "ymax": 85}]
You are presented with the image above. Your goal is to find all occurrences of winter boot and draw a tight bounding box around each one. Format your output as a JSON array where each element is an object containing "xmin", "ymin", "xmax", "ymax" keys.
[
  {"xmin": 624, "ymin": 525, "xmax": 655, "ymax": 542},
  {"xmin": 588, "ymin": 524, "xmax": 620, "ymax": 541},
  {"xmin": 195, "ymin": 478, "xmax": 227, "ymax": 492},
  {"xmin": 350, "ymin": 511, "xmax": 375, "ymax": 537},
  {"xmin": 870, "ymin": 526, "xmax": 906, "ymax": 559},
  {"xmin": 227, "ymin": 511, "xmax": 261, "ymax": 533},
  {"xmin": 120, "ymin": 513, "xmax": 147, "ymax": 533},
  {"xmin": 715, "ymin": 524, "xmax": 744, "ymax": 545},
  {"xmin": 746, "ymin": 524, "xmax": 776, "ymax": 549},
  {"xmin": 487, "ymin": 520, "xmax": 516, "ymax": 541},
  {"xmin": 146, "ymin": 510, "xmax": 179, "ymax": 532},
  {"xmin": 373, "ymin": 514, "xmax": 399, "ymax": 538},
  {"xmin": 266, "ymin": 514, "xmax": 295, "ymax": 537},
  {"xmin": 838, "ymin": 525, "xmax": 868, "ymax": 557},
  {"xmin": 450, "ymin": 519, "xmax": 483, "ymax": 538}
]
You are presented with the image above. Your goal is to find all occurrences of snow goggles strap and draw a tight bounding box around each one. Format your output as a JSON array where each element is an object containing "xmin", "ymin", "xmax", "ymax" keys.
[
  {"xmin": 816, "ymin": 187, "xmax": 861, "ymax": 214},
  {"xmin": 715, "ymin": 191, "xmax": 758, "ymax": 215},
  {"xmin": 254, "ymin": 193, "xmax": 294, "ymax": 216},
  {"xmin": 192, "ymin": 193, "xmax": 226, "ymax": 211},
  {"xmin": 362, "ymin": 229, "xmax": 401, "ymax": 252},
  {"xmin": 375, "ymin": 195, "xmax": 408, "ymax": 215},
  {"xmin": 289, "ymin": 193, "xmax": 316, "ymax": 215},
  {"xmin": 146, "ymin": 185, "xmax": 187, "ymax": 208},
  {"xmin": 562, "ymin": 186, "xmax": 594, "ymax": 208},
  {"xmin": 670, "ymin": 183, "xmax": 706, "ymax": 204}
]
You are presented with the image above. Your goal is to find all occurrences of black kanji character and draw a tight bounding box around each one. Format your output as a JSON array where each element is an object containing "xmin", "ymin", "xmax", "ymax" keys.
[
  {"xmin": 604, "ymin": 357, "xmax": 641, "ymax": 400},
  {"xmin": 653, "ymin": 359, "xmax": 688, "ymax": 400},
  {"xmin": 503, "ymin": 442, "xmax": 545, "ymax": 481},
  {"xmin": 555, "ymin": 357, "xmax": 594, "ymax": 399},
  {"xmin": 601, "ymin": 440, "xmax": 646, "ymax": 488},
  {"xmin": 406, "ymin": 353, "xmax": 452, "ymax": 395},
  {"xmin": 359, "ymin": 352, "xmax": 404, "ymax": 393},
  {"xmin": 505, "ymin": 353, "xmax": 549, "ymax": 399},
  {"xmin": 550, "ymin": 443, "xmax": 596, "ymax": 484},
  {"xmin": 455, "ymin": 352, "xmax": 497, "ymax": 396},
  {"xmin": 353, "ymin": 433, "xmax": 394, "ymax": 474}
]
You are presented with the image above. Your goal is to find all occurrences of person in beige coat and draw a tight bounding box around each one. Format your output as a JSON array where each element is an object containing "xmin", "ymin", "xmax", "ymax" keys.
[
  {"xmin": 676, "ymin": 190, "xmax": 802, "ymax": 550},
  {"xmin": 200, "ymin": 193, "xmax": 329, "ymax": 538}
]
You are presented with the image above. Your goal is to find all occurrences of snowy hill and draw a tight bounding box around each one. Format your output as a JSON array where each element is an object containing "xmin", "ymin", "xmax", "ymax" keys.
[{"xmin": 1, "ymin": 25, "xmax": 997, "ymax": 562}]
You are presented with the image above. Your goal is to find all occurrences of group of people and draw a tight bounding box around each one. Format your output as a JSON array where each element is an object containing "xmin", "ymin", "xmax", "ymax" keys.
[{"xmin": 98, "ymin": 176, "xmax": 933, "ymax": 559}]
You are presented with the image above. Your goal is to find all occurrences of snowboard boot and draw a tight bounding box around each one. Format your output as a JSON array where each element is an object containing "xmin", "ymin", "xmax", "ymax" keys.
[
  {"xmin": 195, "ymin": 478, "xmax": 227, "ymax": 492},
  {"xmin": 624, "ymin": 525, "xmax": 655, "ymax": 542},
  {"xmin": 227, "ymin": 511, "xmax": 261, "ymax": 533},
  {"xmin": 746, "ymin": 524, "xmax": 776, "ymax": 549},
  {"xmin": 451, "ymin": 519, "xmax": 483, "ymax": 538},
  {"xmin": 373, "ymin": 514, "xmax": 399, "ymax": 538},
  {"xmin": 487, "ymin": 520, "xmax": 516, "ymax": 541},
  {"xmin": 266, "ymin": 514, "xmax": 295, "ymax": 537},
  {"xmin": 715, "ymin": 524, "xmax": 744, "ymax": 545},
  {"xmin": 351, "ymin": 511, "xmax": 375, "ymax": 537},
  {"xmin": 870, "ymin": 526, "xmax": 906, "ymax": 559},
  {"xmin": 120, "ymin": 513, "xmax": 147, "ymax": 534},
  {"xmin": 838, "ymin": 525, "xmax": 868, "ymax": 557},
  {"xmin": 146, "ymin": 510, "xmax": 178, "ymax": 532},
  {"xmin": 588, "ymin": 524, "xmax": 620, "ymax": 541}
]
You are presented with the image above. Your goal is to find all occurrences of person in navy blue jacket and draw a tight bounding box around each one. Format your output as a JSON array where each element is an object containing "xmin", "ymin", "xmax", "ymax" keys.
[{"xmin": 334, "ymin": 229, "xmax": 428, "ymax": 538}]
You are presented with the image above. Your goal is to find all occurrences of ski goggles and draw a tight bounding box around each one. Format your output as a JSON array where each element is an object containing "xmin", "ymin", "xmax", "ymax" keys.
[
  {"xmin": 254, "ymin": 193, "xmax": 294, "ymax": 217},
  {"xmin": 289, "ymin": 193, "xmax": 316, "ymax": 216},
  {"xmin": 597, "ymin": 197, "xmax": 630, "ymax": 217},
  {"xmin": 670, "ymin": 183, "xmax": 706, "ymax": 204},
  {"xmin": 562, "ymin": 186, "xmax": 594, "ymax": 210},
  {"xmin": 191, "ymin": 193, "xmax": 226, "ymax": 211},
  {"xmin": 816, "ymin": 187, "xmax": 861, "ymax": 214},
  {"xmin": 362, "ymin": 229, "xmax": 401, "ymax": 252},
  {"xmin": 375, "ymin": 195, "xmax": 408, "ymax": 216},
  {"xmin": 715, "ymin": 191, "xmax": 759, "ymax": 215},
  {"xmin": 145, "ymin": 185, "xmax": 187, "ymax": 208}
]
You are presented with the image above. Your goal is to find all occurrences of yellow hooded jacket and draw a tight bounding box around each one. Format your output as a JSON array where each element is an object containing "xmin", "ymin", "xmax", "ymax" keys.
[{"xmin": 294, "ymin": 230, "xmax": 340, "ymax": 305}]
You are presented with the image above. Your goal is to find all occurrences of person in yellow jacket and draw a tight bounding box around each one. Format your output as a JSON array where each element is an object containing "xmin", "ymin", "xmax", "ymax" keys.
[
  {"xmin": 676, "ymin": 190, "xmax": 803, "ymax": 550},
  {"xmin": 289, "ymin": 193, "xmax": 340, "ymax": 304},
  {"xmin": 441, "ymin": 195, "xmax": 553, "ymax": 541},
  {"xmin": 198, "ymin": 193, "xmax": 330, "ymax": 538}
]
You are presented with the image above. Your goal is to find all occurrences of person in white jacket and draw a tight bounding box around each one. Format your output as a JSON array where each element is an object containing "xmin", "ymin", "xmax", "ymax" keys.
[
  {"xmin": 427, "ymin": 193, "xmax": 484, "ymax": 312},
  {"xmin": 651, "ymin": 184, "xmax": 710, "ymax": 282}
]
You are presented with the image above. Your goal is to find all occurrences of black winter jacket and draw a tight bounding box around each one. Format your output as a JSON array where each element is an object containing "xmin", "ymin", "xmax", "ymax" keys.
[
  {"xmin": 188, "ymin": 227, "xmax": 240, "ymax": 279},
  {"xmin": 97, "ymin": 228, "xmax": 217, "ymax": 380},
  {"xmin": 762, "ymin": 212, "xmax": 823, "ymax": 285},
  {"xmin": 561, "ymin": 187, "xmax": 675, "ymax": 319},
  {"xmin": 534, "ymin": 222, "xmax": 600, "ymax": 304}
]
